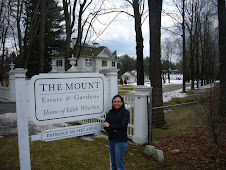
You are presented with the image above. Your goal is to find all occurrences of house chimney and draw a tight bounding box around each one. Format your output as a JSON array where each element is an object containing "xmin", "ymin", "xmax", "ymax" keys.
[{"xmin": 92, "ymin": 42, "xmax": 100, "ymax": 48}]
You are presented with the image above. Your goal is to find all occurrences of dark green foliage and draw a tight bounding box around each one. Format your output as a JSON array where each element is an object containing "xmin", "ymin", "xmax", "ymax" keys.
[
  {"xmin": 161, "ymin": 59, "xmax": 177, "ymax": 71},
  {"xmin": 118, "ymin": 55, "xmax": 136, "ymax": 76},
  {"xmin": 23, "ymin": 0, "xmax": 65, "ymax": 77}
]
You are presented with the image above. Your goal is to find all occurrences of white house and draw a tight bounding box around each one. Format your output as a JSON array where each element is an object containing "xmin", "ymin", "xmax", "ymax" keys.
[
  {"xmin": 121, "ymin": 70, "xmax": 150, "ymax": 84},
  {"xmin": 51, "ymin": 43, "xmax": 117, "ymax": 73},
  {"xmin": 162, "ymin": 69, "xmax": 183, "ymax": 80}
]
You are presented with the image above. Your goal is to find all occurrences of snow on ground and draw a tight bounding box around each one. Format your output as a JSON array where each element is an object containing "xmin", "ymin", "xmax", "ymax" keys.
[
  {"xmin": 130, "ymin": 80, "xmax": 184, "ymax": 87},
  {"xmin": 0, "ymin": 80, "xmax": 218, "ymax": 136},
  {"xmin": 0, "ymin": 113, "xmax": 68, "ymax": 136},
  {"xmin": 163, "ymin": 88, "xmax": 187, "ymax": 103}
]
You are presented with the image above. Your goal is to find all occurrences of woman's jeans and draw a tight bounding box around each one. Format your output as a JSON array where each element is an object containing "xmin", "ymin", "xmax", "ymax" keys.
[{"xmin": 109, "ymin": 141, "xmax": 127, "ymax": 170}]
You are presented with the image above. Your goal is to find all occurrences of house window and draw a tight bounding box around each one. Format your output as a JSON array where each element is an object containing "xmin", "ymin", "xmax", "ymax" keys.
[
  {"xmin": 56, "ymin": 60, "xmax": 63, "ymax": 67},
  {"xmin": 102, "ymin": 60, "xmax": 107, "ymax": 67},
  {"xmin": 112, "ymin": 61, "xmax": 115, "ymax": 67},
  {"xmin": 85, "ymin": 59, "xmax": 92, "ymax": 67}
]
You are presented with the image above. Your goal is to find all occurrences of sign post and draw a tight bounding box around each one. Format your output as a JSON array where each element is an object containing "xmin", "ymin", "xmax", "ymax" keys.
[
  {"xmin": 31, "ymin": 123, "xmax": 102, "ymax": 142},
  {"xmin": 15, "ymin": 72, "xmax": 107, "ymax": 169},
  {"xmin": 15, "ymin": 68, "xmax": 31, "ymax": 170}
]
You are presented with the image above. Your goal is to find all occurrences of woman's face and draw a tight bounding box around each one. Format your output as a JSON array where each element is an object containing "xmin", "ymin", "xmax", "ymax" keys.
[{"xmin": 112, "ymin": 97, "xmax": 123, "ymax": 109}]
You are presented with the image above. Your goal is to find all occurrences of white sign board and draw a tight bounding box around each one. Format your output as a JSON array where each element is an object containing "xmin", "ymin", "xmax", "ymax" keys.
[
  {"xmin": 31, "ymin": 123, "xmax": 102, "ymax": 142},
  {"xmin": 30, "ymin": 73, "xmax": 107, "ymax": 125}
]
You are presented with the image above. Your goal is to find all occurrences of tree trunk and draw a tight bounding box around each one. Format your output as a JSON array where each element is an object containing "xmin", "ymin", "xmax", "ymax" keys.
[
  {"xmin": 1, "ymin": 27, "xmax": 7, "ymax": 83},
  {"xmin": 72, "ymin": 0, "xmax": 86, "ymax": 59},
  {"xmin": 148, "ymin": 0, "xmax": 166, "ymax": 127},
  {"xmin": 218, "ymin": 0, "xmax": 226, "ymax": 115},
  {"xmin": 190, "ymin": 35, "xmax": 195, "ymax": 90},
  {"xmin": 182, "ymin": 0, "xmax": 186, "ymax": 93},
  {"xmin": 63, "ymin": 0, "xmax": 71, "ymax": 71},
  {"xmin": 16, "ymin": 0, "xmax": 24, "ymax": 67},
  {"xmin": 23, "ymin": 0, "xmax": 40, "ymax": 69},
  {"xmin": 133, "ymin": 0, "xmax": 144, "ymax": 85},
  {"xmin": 195, "ymin": 3, "xmax": 200, "ymax": 89},
  {"xmin": 190, "ymin": 2, "xmax": 195, "ymax": 90},
  {"xmin": 39, "ymin": 0, "xmax": 45, "ymax": 73}
]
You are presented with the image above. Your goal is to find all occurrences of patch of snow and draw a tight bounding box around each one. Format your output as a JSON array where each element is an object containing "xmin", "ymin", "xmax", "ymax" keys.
[
  {"xmin": 80, "ymin": 137, "xmax": 94, "ymax": 142},
  {"xmin": 162, "ymin": 80, "xmax": 184, "ymax": 85},
  {"xmin": 0, "ymin": 80, "xmax": 218, "ymax": 136},
  {"xmin": 94, "ymin": 133, "xmax": 108, "ymax": 139},
  {"xmin": 0, "ymin": 113, "xmax": 17, "ymax": 135},
  {"xmin": 0, "ymin": 112, "xmax": 68, "ymax": 136},
  {"xmin": 163, "ymin": 88, "xmax": 188, "ymax": 103}
]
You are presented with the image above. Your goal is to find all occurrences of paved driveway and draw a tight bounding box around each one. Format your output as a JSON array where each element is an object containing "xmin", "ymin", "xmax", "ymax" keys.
[{"xmin": 0, "ymin": 104, "xmax": 16, "ymax": 114}]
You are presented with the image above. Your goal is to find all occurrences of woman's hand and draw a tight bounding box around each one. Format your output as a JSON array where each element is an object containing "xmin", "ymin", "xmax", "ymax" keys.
[{"xmin": 104, "ymin": 121, "xmax": 110, "ymax": 127}]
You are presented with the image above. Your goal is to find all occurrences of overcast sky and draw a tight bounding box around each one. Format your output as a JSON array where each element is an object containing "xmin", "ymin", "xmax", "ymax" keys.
[
  {"xmin": 4, "ymin": 1, "xmax": 177, "ymax": 62},
  {"xmin": 85, "ymin": 0, "xmax": 176, "ymax": 61}
]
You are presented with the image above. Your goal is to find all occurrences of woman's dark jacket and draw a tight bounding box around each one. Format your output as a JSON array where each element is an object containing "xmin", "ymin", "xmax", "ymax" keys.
[{"xmin": 104, "ymin": 106, "xmax": 129, "ymax": 142}]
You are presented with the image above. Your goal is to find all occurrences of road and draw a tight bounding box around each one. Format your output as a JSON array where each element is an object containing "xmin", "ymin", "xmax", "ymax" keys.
[
  {"xmin": 0, "ymin": 103, "xmax": 16, "ymax": 114},
  {"xmin": 0, "ymin": 83, "xmax": 191, "ymax": 114}
]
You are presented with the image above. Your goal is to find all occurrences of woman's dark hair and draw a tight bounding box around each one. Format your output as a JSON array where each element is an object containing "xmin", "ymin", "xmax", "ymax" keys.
[{"xmin": 112, "ymin": 95, "xmax": 125, "ymax": 108}]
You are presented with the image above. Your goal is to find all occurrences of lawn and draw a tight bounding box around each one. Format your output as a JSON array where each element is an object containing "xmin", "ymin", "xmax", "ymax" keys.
[
  {"xmin": 0, "ymin": 134, "xmax": 168, "ymax": 170},
  {"xmin": 0, "ymin": 84, "xmax": 225, "ymax": 169}
]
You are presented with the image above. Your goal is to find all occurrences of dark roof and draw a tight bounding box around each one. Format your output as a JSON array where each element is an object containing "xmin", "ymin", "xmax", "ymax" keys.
[
  {"xmin": 129, "ymin": 72, "xmax": 136, "ymax": 77},
  {"xmin": 79, "ymin": 46, "xmax": 105, "ymax": 56},
  {"xmin": 52, "ymin": 45, "xmax": 116, "ymax": 59}
]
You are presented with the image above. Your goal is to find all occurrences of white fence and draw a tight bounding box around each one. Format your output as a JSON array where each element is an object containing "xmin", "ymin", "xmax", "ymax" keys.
[
  {"xmin": 79, "ymin": 96, "xmax": 135, "ymax": 139},
  {"xmin": 124, "ymin": 96, "xmax": 135, "ymax": 139},
  {"xmin": 2, "ymin": 66, "xmax": 150, "ymax": 145},
  {"xmin": 78, "ymin": 86, "xmax": 151, "ymax": 146}
]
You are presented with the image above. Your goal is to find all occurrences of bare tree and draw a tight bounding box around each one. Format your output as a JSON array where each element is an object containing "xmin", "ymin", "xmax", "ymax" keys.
[
  {"xmin": 168, "ymin": 0, "xmax": 218, "ymax": 89},
  {"xmin": 62, "ymin": 0, "xmax": 147, "ymax": 83},
  {"xmin": 148, "ymin": 0, "xmax": 166, "ymax": 127},
  {"xmin": 62, "ymin": 0, "xmax": 74, "ymax": 70},
  {"xmin": 182, "ymin": 0, "xmax": 186, "ymax": 92},
  {"xmin": 23, "ymin": 1, "xmax": 40, "ymax": 69},
  {"xmin": 39, "ymin": 0, "xmax": 45, "ymax": 72},
  {"xmin": 108, "ymin": 0, "xmax": 147, "ymax": 85},
  {"xmin": 62, "ymin": 0, "xmax": 111, "ymax": 70},
  {"xmin": 124, "ymin": 0, "xmax": 145, "ymax": 85},
  {"xmin": 15, "ymin": 0, "xmax": 24, "ymax": 67},
  {"xmin": 162, "ymin": 38, "xmax": 174, "ymax": 83},
  {"xmin": 218, "ymin": 0, "xmax": 226, "ymax": 115},
  {"xmin": 0, "ymin": 0, "xmax": 12, "ymax": 82}
]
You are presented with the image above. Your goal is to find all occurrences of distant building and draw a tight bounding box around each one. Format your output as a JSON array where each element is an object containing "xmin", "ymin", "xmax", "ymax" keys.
[
  {"xmin": 162, "ymin": 69, "xmax": 183, "ymax": 80},
  {"xmin": 121, "ymin": 70, "xmax": 150, "ymax": 84},
  {"xmin": 51, "ymin": 43, "xmax": 117, "ymax": 73}
]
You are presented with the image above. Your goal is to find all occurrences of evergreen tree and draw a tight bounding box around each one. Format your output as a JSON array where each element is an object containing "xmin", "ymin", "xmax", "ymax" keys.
[
  {"xmin": 118, "ymin": 55, "xmax": 136, "ymax": 76},
  {"xmin": 22, "ymin": 0, "xmax": 65, "ymax": 77}
]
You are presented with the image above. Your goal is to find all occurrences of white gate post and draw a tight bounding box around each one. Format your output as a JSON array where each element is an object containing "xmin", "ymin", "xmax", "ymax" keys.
[
  {"xmin": 101, "ymin": 69, "xmax": 119, "ymax": 110},
  {"xmin": 14, "ymin": 68, "xmax": 31, "ymax": 170},
  {"xmin": 132, "ymin": 85, "xmax": 150, "ymax": 145},
  {"xmin": 7, "ymin": 62, "xmax": 16, "ymax": 101},
  {"xmin": 8, "ymin": 72, "xmax": 15, "ymax": 101}
]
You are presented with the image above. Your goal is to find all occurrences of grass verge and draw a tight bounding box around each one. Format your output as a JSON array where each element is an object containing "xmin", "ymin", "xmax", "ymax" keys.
[{"xmin": 0, "ymin": 84, "xmax": 223, "ymax": 169}]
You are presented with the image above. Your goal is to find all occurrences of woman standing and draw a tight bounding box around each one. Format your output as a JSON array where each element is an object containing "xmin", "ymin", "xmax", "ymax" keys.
[{"xmin": 104, "ymin": 95, "xmax": 130, "ymax": 170}]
